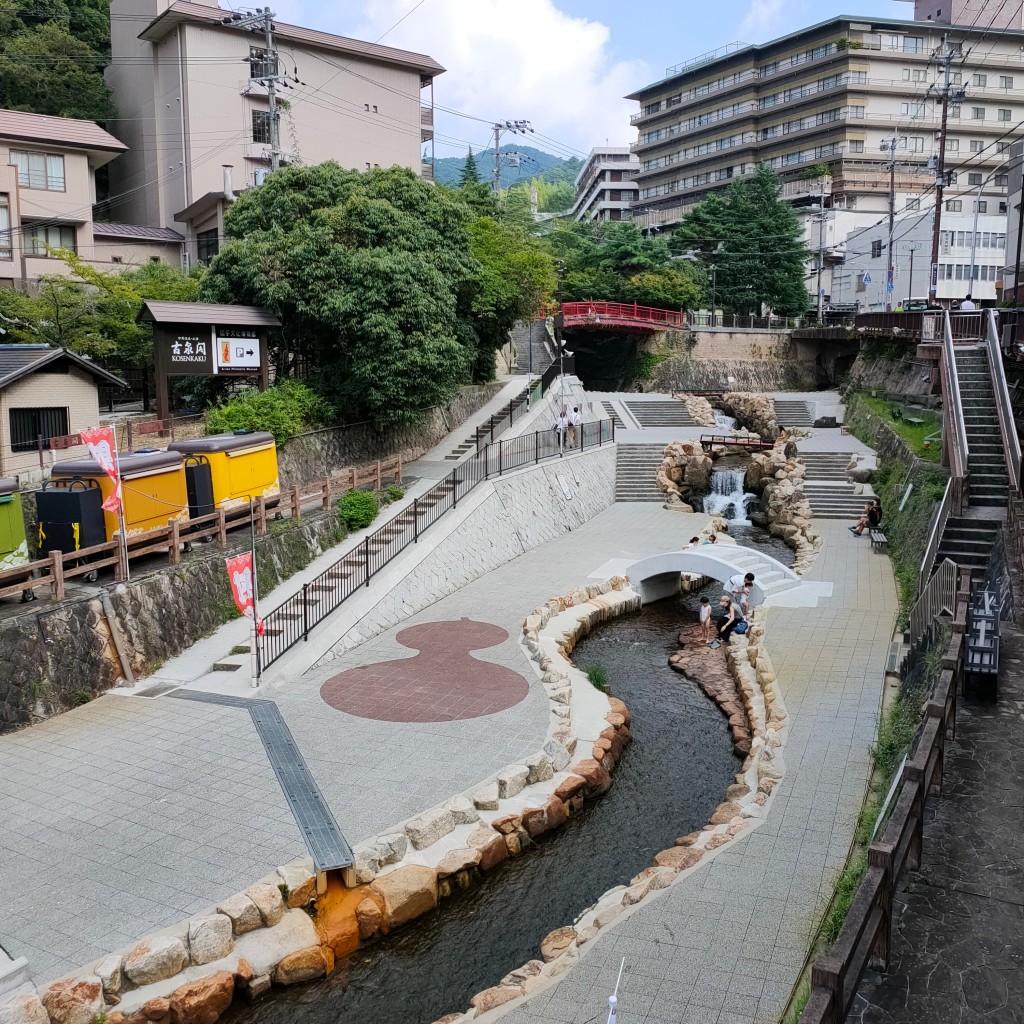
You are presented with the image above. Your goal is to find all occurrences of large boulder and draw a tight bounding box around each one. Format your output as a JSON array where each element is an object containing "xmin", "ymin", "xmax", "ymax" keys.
[
  {"xmin": 405, "ymin": 807, "xmax": 456, "ymax": 850},
  {"xmin": 124, "ymin": 936, "xmax": 189, "ymax": 986},
  {"xmin": 0, "ymin": 993, "xmax": 50, "ymax": 1024},
  {"xmin": 276, "ymin": 863, "xmax": 316, "ymax": 908},
  {"xmin": 370, "ymin": 865, "xmax": 438, "ymax": 929},
  {"xmin": 271, "ymin": 947, "xmax": 329, "ymax": 986},
  {"xmin": 188, "ymin": 915, "xmax": 233, "ymax": 966},
  {"xmin": 216, "ymin": 893, "xmax": 262, "ymax": 936},
  {"xmin": 244, "ymin": 883, "xmax": 286, "ymax": 928},
  {"xmin": 40, "ymin": 978, "xmax": 104, "ymax": 1024},
  {"xmin": 168, "ymin": 972, "xmax": 235, "ymax": 1024}
]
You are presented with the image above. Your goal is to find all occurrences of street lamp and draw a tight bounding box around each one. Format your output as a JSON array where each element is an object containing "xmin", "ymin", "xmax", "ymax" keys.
[
  {"xmin": 708, "ymin": 263, "xmax": 717, "ymax": 327},
  {"xmin": 905, "ymin": 241, "xmax": 921, "ymax": 303}
]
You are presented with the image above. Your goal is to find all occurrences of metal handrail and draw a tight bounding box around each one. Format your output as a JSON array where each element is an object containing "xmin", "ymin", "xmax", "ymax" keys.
[
  {"xmin": 986, "ymin": 309, "xmax": 1021, "ymax": 493},
  {"xmin": 909, "ymin": 557, "xmax": 958, "ymax": 647},
  {"xmin": 941, "ymin": 311, "xmax": 970, "ymax": 502},
  {"xmin": 918, "ymin": 478, "xmax": 952, "ymax": 588}
]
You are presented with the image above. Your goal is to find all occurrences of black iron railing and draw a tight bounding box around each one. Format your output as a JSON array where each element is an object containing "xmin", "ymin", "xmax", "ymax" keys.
[{"xmin": 261, "ymin": 417, "xmax": 615, "ymax": 667}]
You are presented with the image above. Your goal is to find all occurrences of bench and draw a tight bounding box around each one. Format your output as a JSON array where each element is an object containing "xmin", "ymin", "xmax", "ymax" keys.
[
  {"xmin": 903, "ymin": 415, "xmax": 926, "ymax": 426},
  {"xmin": 869, "ymin": 530, "xmax": 887, "ymax": 552}
]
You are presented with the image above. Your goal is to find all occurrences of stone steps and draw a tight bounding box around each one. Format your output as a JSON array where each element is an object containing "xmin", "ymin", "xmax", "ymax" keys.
[
  {"xmin": 623, "ymin": 400, "xmax": 696, "ymax": 428},
  {"xmin": 773, "ymin": 399, "xmax": 814, "ymax": 427},
  {"xmin": 615, "ymin": 444, "xmax": 666, "ymax": 501}
]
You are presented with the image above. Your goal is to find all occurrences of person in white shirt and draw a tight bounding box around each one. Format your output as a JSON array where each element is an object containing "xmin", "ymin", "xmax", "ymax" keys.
[
  {"xmin": 568, "ymin": 406, "xmax": 582, "ymax": 447},
  {"xmin": 553, "ymin": 409, "xmax": 569, "ymax": 447},
  {"xmin": 725, "ymin": 572, "xmax": 755, "ymax": 617},
  {"xmin": 960, "ymin": 295, "xmax": 976, "ymax": 310}
]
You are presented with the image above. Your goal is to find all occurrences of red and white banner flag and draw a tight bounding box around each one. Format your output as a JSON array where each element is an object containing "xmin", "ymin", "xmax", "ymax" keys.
[
  {"xmin": 225, "ymin": 552, "xmax": 256, "ymax": 621},
  {"xmin": 79, "ymin": 426, "xmax": 122, "ymax": 514}
]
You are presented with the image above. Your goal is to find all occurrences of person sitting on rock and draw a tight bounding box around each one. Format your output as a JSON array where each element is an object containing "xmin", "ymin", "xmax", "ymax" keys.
[
  {"xmin": 711, "ymin": 594, "xmax": 740, "ymax": 647},
  {"xmin": 849, "ymin": 498, "xmax": 882, "ymax": 536},
  {"xmin": 726, "ymin": 572, "xmax": 755, "ymax": 617}
]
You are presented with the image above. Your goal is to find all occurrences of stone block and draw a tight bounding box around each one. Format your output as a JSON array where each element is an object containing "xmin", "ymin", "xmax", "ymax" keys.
[
  {"xmin": 188, "ymin": 915, "xmax": 233, "ymax": 966},
  {"xmin": 654, "ymin": 847, "xmax": 704, "ymax": 871},
  {"xmin": 245, "ymin": 883, "xmax": 286, "ymax": 928},
  {"xmin": 471, "ymin": 784, "xmax": 499, "ymax": 811},
  {"xmin": 217, "ymin": 893, "xmax": 262, "ymax": 936},
  {"xmin": 466, "ymin": 826, "xmax": 508, "ymax": 872},
  {"xmin": 435, "ymin": 848, "xmax": 481, "ymax": 879},
  {"xmin": 355, "ymin": 898, "xmax": 383, "ymax": 941},
  {"xmin": 167, "ymin": 971, "xmax": 235, "ymax": 1024},
  {"xmin": 540, "ymin": 927, "xmax": 576, "ymax": 962},
  {"xmin": 272, "ymin": 947, "xmax": 328, "ymax": 986},
  {"xmin": 469, "ymin": 987, "xmax": 522, "ymax": 1013},
  {"xmin": 40, "ymin": 979, "xmax": 104, "ymax": 1024},
  {"xmin": 405, "ymin": 807, "xmax": 456, "ymax": 850},
  {"xmin": 94, "ymin": 954, "xmax": 124, "ymax": 1005},
  {"xmin": 443, "ymin": 795, "xmax": 480, "ymax": 825},
  {"xmin": 525, "ymin": 751, "xmax": 554, "ymax": 784},
  {"xmin": 542, "ymin": 739, "xmax": 571, "ymax": 772},
  {"xmin": 124, "ymin": 936, "xmax": 189, "ymax": 986},
  {"xmin": 276, "ymin": 863, "xmax": 316, "ymax": 908},
  {"xmin": 370, "ymin": 865, "xmax": 438, "ymax": 928},
  {"xmin": 0, "ymin": 993, "xmax": 50, "ymax": 1024},
  {"xmin": 497, "ymin": 765, "xmax": 529, "ymax": 799}
]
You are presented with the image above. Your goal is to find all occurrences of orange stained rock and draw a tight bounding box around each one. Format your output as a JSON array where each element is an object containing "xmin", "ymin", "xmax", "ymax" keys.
[{"xmin": 315, "ymin": 873, "xmax": 385, "ymax": 958}]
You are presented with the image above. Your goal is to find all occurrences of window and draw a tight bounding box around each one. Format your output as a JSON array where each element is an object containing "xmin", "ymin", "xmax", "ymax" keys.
[
  {"xmin": 196, "ymin": 228, "xmax": 218, "ymax": 263},
  {"xmin": 971, "ymin": 107, "xmax": 986, "ymax": 119},
  {"xmin": 976, "ymin": 200, "xmax": 988, "ymax": 213},
  {"xmin": 906, "ymin": 196, "xmax": 920, "ymax": 211},
  {"xmin": 249, "ymin": 46, "xmax": 274, "ymax": 78},
  {"xmin": 973, "ymin": 73, "xmax": 987, "ymax": 87},
  {"xmin": 998, "ymin": 141, "xmax": 1011, "ymax": 153},
  {"xmin": 871, "ymin": 239, "xmax": 883, "ymax": 258},
  {"xmin": 851, "ymin": 70, "xmax": 868, "ymax": 84},
  {"xmin": 903, "ymin": 36, "xmax": 923, "ymax": 52},
  {"xmin": 997, "ymin": 173, "xmax": 1009, "ymax": 187},
  {"xmin": 0, "ymin": 194, "xmax": 9, "ymax": 260},
  {"xmin": 999, "ymin": 108, "xmax": 1012, "ymax": 122},
  {"xmin": 970, "ymin": 139, "xmax": 985, "ymax": 153},
  {"xmin": 908, "ymin": 136, "xmax": 924, "ymax": 152},
  {"xmin": 251, "ymin": 110, "xmax": 270, "ymax": 144},
  {"xmin": 849, "ymin": 139, "xmax": 865, "ymax": 153},
  {"xmin": 1001, "ymin": 202, "xmax": 1008, "ymax": 214},
  {"xmin": 10, "ymin": 151, "xmax": 64, "ymax": 191},
  {"xmin": 946, "ymin": 199, "xmax": 963, "ymax": 212},
  {"xmin": 969, "ymin": 172, "xmax": 983, "ymax": 185},
  {"xmin": 951, "ymin": 105, "xmax": 961, "ymax": 118},
  {"xmin": 848, "ymin": 105, "xmax": 865, "ymax": 120},
  {"xmin": 25, "ymin": 224, "xmax": 74, "ymax": 255},
  {"xmin": 947, "ymin": 139, "xmax": 960, "ymax": 151},
  {"xmin": 806, "ymin": 44, "xmax": 833, "ymax": 60},
  {"xmin": 9, "ymin": 407, "xmax": 69, "ymax": 452},
  {"xmin": 952, "ymin": 72, "xmax": 962, "ymax": 85},
  {"xmin": 760, "ymin": 61, "xmax": 779, "ymax": 76},
  {"xmin": 901, "ymin": 101, "xmax": 925, "ymax": 118},
  {"xmin": 1002, "ymin": 76, "xmax": 1014, "ymax": 89},
  {"xmin": 902, "ymin": 68, "xmax": 928, "ymax": 82}
]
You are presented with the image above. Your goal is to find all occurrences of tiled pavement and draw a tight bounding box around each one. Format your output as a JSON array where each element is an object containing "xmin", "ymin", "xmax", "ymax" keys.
[
  {"xmin": 852, "ymin": 607, "xmax": 1024, "ymax": 1023},
  {"xmin": 502, "ymin": 520, "xmax": 898, "ymax": 1024},
  {"xmin": 0, "ymin": 505, "xmax": 896, "ymax": 1011}
]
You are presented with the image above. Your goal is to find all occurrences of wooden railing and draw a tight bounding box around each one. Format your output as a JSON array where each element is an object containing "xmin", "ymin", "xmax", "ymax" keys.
[
  {"xmin": 799, "ymin": 570, "xmax": 971, "ymax": 1024},
  {"xmin": 941, "ymin": 312, "xmax": 971, "ymax": 513},
  {"xmin": 0, "ymin": 457, "xmax": 402, "ymax": 603},
  {"xmin": 985, "ymin": 309, "xmax": 1021, "ymax": 493}
]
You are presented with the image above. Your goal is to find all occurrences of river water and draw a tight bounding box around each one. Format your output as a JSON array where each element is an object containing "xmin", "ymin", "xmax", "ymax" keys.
[{"xmin": 228, "ymin": 530, "xmax": 788, "ymax": 1024}]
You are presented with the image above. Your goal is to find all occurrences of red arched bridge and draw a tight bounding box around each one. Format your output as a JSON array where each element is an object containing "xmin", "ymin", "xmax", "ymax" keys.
[{"xmin": 559, "ymin": 301, "xmax": 685, "ymax": 331}]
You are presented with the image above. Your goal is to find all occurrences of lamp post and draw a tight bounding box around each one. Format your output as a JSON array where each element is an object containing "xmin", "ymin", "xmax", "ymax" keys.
[
  {"xmin": 555, "ymin": 262, "xmax": 566, "ymax": 455},
  {"xmin": 709, "ymin": 263, "xmax": 717, "ymax": 327},
  {"xmin": 906, "ymin": 241, "xmax": 921, "ymax": 303}
]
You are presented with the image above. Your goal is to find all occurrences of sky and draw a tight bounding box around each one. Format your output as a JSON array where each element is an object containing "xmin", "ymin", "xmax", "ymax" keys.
[{"xmin": 268, "ymin": 0, "xmax": 913, "ymax": 161}]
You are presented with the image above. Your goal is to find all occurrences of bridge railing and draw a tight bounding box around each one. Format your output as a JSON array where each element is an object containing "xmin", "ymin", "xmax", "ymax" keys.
[
  {"xmin": 685, "ymin": 312, "xmax": 805, "ymax": 330},
  {"xmin": 561, "ymin": 301, "xmax": 686, "ymax": 327}
]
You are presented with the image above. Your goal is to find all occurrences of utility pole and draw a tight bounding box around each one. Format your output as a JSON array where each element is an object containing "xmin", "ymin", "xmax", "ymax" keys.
[
  {"xmin": 814, "ymin": 175, "xmax": 830, "ymax": 321},
  {"xmin": 223, "ymin": 7, "xmax": 282, "ymax": 172},
  {"xmin": 927, "ymin": 37, "xmax": 967, "ymax": 301},
  {"xmin": 881, "ymin": 136, "xmax": 899, "ymax": 311},
  {"xmin": 555, "ymin": 262, "xmax": 566, "ymax": 455},
  {"xmin": 1012, "ymin": 150, "xmax": 1024, "ymax": 305},
  {"xmin": 491, "ymin": 120, "xmax": 534, "ymax": 196},
  {"xmin": 907, "ymin": 241, "xmax": 921, "ymax": 302}
]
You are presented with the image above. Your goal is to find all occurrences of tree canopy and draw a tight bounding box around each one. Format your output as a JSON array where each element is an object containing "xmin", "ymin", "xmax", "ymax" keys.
[
  {"xmin": 674, "ymin": 164, "xmax": 810, "ymax": 316},
  {"xmin": 0, "ymin": 0, "xmax": 115, "ymax": 121},
  {"xmin": 458, "ymin": 148, "xmax": 480, "ymax": 187},
  {"xmin": 200, "ymin": 163, "xmax": 554, "ymax": 426}
]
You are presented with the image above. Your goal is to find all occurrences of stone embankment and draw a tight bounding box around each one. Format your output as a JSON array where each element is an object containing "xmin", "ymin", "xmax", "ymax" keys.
[
  {"xmin": 746, "ymin": 445, "xmax": 821, "ymax": 574},
  {"xmin": 679, "ymin": 393, "xmax": 716, "ymax": 427},
  {"xmin": 720, "ymin": 392, "xmax": 778, "ymax": 439},
  {"xmin": 0, "ymin": 579, "xmax": 639, "ymax": 1024},
  {"xmin": 655, "ymin": 442, "xmax": 712, "ymax": 512}
]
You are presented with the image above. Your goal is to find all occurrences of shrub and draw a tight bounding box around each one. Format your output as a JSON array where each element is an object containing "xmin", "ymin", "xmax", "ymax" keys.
[
  {"xmin": 384, "ymin": 483, "xmax": 405, "ymax": 503},
  {"xmin": 336, "ymin": 489, "xmax": 379, "ymax": 531},
  {"xmin": 205, "ymin": 379, "xmax": 330, "ymax": 442},
  {"xmin": 586, "ymin": 665, "xmax": 610, "ymax": 692}
]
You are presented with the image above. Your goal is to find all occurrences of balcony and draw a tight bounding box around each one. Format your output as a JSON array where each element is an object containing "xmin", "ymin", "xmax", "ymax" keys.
[
  {"xmin": 420, "ymin": 162, "xmax": 434, "ymax": 181},
  {"xmin": 782, "ymin": 177, "xmax": 833, "ymax": 200},
  {"xmin": 420, "ymin": 106, "xmax": 433, "ymax": 126}
]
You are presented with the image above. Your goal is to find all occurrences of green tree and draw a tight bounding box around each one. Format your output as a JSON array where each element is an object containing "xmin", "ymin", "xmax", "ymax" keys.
[
  {"xmin": 200, "ymin": 163, "xmax": 481, "ymax": 425},
  {"xmin": 675, "ymin": 164, "xmax": 809, "ymax": 316},
  {"xmin": 459, "ymin": 147, "xmax": 481, "ymax": 186}
]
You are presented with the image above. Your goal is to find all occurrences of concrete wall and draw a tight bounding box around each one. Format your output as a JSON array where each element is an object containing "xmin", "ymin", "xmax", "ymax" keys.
[
  {"xmin": 686, "ymin": 330, "xmax": 792, "ymax": 362},
  {"xmin": 316, "ymin": 444, "xmax": 618, "ymax": 663}
]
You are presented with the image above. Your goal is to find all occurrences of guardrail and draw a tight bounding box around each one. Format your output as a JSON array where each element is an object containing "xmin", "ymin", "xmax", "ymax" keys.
[
  {"xmin": 260, "ymin": 418, "xmax": 616, "ymax": 668},
  {"xmin": 918, "ymin": 480, "xmax": 952, "ymax": 591},
  {"xmin": 909, "ymin": 556, "xmax": 958, "ymax": 646},
  {"xmin": 986, "ymin": 309, "xmax": 1021, "ymax": 493},
  {"xmin": 561, "ymin": 301, "xmax": 686, "ymax": 328},
  {"xmin": 0, "ymin": 457, "xmax": 403, "ymax": 603},
  {"xmin": 799, "ymin": 569, "xmax": 971, "ymax": 1024},
  {"xmin": 685, "ymin": 312, "xmax": 804, "ymax": 330},
  {"xmin": 941, "ymin": 312, "xmax": 971, "ymax": 512}
]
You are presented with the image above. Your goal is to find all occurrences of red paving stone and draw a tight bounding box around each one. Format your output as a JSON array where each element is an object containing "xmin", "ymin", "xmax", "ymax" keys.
[{"xmin": 319, "ymin": 618, "xmax": 531, "ymax": 722}]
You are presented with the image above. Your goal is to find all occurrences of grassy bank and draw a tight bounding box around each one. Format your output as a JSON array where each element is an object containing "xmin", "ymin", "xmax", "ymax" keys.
[{"xmin": 846, "ymin": 393, "xmax": 941, "ymax": 463}]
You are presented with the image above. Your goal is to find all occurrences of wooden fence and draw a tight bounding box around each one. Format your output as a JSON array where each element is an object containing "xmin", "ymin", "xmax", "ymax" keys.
[
  {"xmin": 0, "ymin": 457, "xmax": 401, "ymax": 603},
  {"xmin": 799, "ymin": 568, "xmax": 971, "ymax": 1024}
]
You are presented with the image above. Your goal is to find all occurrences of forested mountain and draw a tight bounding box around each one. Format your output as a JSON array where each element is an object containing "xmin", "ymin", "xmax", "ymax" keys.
[{"xmin": 433, "ymin": 145, "xmax": 582, "ymax": 190}]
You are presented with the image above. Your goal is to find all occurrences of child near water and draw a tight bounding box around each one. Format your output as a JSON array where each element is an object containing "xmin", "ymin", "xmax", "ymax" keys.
[{"xmin": 699, "ymin": 595, "xmax": 712, "ymax": 642}]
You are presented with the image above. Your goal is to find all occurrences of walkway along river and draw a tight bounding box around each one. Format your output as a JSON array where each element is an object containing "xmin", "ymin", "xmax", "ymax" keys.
[{"xmin": 228, "ymin": 531, "xmax": 787, "ymax": 1024}]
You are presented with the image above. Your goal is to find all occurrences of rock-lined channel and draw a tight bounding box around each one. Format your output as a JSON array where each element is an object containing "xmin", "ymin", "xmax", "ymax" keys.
[{"xmin": 228, "ymin": 536, "xmax": 786, "ymax": 1024}]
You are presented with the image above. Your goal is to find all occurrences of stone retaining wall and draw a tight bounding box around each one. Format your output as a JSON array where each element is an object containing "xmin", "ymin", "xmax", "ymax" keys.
[{"xmin": 0, "ymin": 511, "xmax": 343, "ymax": 731}]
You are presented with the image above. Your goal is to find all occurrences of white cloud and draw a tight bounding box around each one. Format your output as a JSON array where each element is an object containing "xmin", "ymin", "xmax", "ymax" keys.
[
  {"xmin": 740, "ymin": 0, "xmax": 787, "ymax": 37},
  {"xmin": 283, "ymin": 0, "xmax": 650, "ymax": 158}
]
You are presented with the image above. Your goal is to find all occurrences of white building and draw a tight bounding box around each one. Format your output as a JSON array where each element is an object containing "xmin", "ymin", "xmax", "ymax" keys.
[
  {"xmin": 571, "ymin": 148, "xmax": 639, "ymax": 222},
  {"xmin": 834, "ymin": 210, "xmax": 1006, "ymax": 308}
]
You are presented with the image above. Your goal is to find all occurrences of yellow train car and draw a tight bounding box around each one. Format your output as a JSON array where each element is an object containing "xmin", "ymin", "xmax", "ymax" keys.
[
  {"xmin": 168, "ymin": 432, "xmax": 279, "ymax": 511},
  {"xmin": 50, "ymin": 451, "xmax": 188, "ymax": 538}
]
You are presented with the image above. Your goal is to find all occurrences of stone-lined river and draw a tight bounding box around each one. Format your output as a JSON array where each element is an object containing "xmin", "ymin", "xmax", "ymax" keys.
[{"xmin": 229, "ymin": 528, "xmax": 787, "ymax": 1024}]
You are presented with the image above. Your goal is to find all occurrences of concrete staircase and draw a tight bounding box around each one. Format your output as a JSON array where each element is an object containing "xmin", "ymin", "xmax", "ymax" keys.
[
  {"xmin": 602, "ymin": 401, "xmax": 626, "ymax": 429},
  {"xmin": 799, "ymin": 452, "xmax": 868, "ymax": 520},
  {"xmin": 615, "ymin": 444, "xmax": 666, "ymax": 501},
  {"xmin": 935, "ymin": 516, "xmax": 1001, "ymax": 572},
  {"xmin": 509, "ymin": 320, "xmax": 555, "ymax": 375},
  {"xmin": 954, "ymin": 347, "xmax": 1010, "ymax": 508},
  {"xmin": 774, "ymin": 399, "xmax": 814, "ymax": 427},
  {"xmin": 444, "ymin": 387, "xmax": 531, "ymax": 461},
  {"xmin": 624, "ymin": 400, "xmax": 696, "ymax": 427},
  {"xmin": 721, "ymin": 545, "xmax": 800, "ymax": 600}
]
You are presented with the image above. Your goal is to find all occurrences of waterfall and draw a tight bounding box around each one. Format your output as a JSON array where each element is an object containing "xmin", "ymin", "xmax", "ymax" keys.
[
  {"xmin": 714, "ymin": 410, "xmax": 737, "ymax": 432},
  {"xmin": 703, "ymin": 466, "xmax": 757, "ymax": 522}
]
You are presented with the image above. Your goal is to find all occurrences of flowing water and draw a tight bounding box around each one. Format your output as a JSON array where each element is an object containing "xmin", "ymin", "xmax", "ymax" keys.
[
  {"xmin": 713, "ymin": 410, "xmax": 738, "ymax": 432},
  {"xmin": 703, "ymin": 460, "xmax": 758, "ymax": 523}
]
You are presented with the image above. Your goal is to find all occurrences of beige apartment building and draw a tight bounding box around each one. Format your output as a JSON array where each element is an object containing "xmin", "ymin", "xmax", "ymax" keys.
[
  {"xmin": 0, "ymin": 109, "xmax": 183, "ymax": 290},
  {"xmin": 106, "ymin": 0, "xmax": 444, "ymax": 264},
  {"xmin": 571, "ymin": 147, "xmax": 640, "ymax": 222},
  {"xmin": 628, "ymin": 12, "xmax": 1024, "ymax": 300}
]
